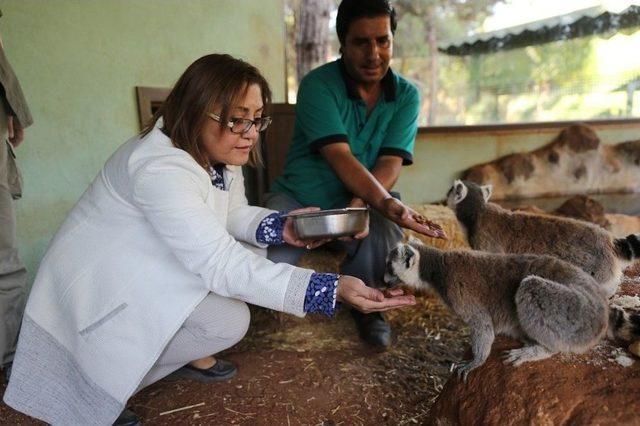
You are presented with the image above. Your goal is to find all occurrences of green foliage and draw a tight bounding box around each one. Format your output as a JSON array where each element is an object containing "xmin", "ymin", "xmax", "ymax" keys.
[
  {"xmin": 394, "ymin": 0, "xmax": 503, "ymax": 52},
  {"xmin": 392, "ymin": 2, "xmax": 638, "ymax": 125}
]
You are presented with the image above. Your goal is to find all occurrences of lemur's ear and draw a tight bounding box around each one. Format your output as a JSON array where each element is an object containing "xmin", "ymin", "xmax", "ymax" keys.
[
  {"xmin": 480, "ymin": 184, "xmax": 493, "ymax": 202},
  {"xmin": 407, "ymin": 235, "xmax": 422, "ymax": 247},
  {"xmin": 402, "ymin": 245, "xmax": 416, "ymax": 269},
  {"xmin": 452, "ymin": 180, "xmax": 468, "ymax": 204}
]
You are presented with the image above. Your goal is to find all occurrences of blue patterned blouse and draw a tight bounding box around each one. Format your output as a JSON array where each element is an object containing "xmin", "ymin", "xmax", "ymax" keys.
[{"xmin": 210, "ymin": 166, "xmax": 339, "ymax": 316}]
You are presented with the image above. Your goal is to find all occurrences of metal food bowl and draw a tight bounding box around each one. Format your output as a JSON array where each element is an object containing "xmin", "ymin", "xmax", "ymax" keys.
[{"xmin": 286, "ymin": 207, "xmax": 369, "ymax": 240}]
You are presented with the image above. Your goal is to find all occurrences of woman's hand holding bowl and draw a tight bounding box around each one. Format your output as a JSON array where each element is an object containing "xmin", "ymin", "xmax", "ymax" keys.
[{"xmin": 282, "ymin": 207, "xmax": 329, "ymax": 249}]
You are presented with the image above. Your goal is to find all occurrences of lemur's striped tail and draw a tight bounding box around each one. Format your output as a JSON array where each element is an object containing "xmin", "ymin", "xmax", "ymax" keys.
[
  {"xmin": 608, "ymin": 306, "xmax": 640, "ymax": 341},
  {"xmin": 614, "ymin": 234, "xmax": 640, "ymax": 261}
]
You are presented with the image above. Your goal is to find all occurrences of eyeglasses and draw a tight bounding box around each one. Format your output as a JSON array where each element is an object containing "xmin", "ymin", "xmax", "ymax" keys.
[{"xmin": 207, "ymin": 113, "xmax": 272, "ymax": 134}]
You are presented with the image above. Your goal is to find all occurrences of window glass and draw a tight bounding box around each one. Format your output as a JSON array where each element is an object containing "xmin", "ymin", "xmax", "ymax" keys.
[{"xmin": 286, "ymin": 0, "xmax": 640, "ymax": 126}]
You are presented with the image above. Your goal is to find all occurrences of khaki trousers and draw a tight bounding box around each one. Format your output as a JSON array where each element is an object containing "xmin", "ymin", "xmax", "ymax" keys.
[{"xmin": 0, "ymin": 101, "xmax": 27, "ymax": 365}]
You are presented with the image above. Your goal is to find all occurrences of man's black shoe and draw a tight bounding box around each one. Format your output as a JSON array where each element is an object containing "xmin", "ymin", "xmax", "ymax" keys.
[
  {"xmin": 113, "ymin": 408, "xmax": 140, "ymax": 426},
  {"xmin": 351, "ymin": 310, "xmax": 391, "ymax": 349}
]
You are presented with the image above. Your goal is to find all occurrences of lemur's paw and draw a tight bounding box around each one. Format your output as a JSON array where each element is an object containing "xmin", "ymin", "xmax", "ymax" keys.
[
  {"xmin": 503, "ymin": 346, "xmax": 553, "ymax": 366},
  {"xmin": 503, "ymin": 348, "xmax": 529, "ymax": 366},
  {"xmin": 454, "ymin": 361, "xmax": 479, "ymax": 382}
]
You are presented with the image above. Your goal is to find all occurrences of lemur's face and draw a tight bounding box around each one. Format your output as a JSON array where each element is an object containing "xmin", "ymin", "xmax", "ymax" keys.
[
  {"xmin": 384, "ymin": 243, "xmax": 422, "ymax": 290},
  {"xmin": 446, "ymin": 180, "xmax": 468, "ymax": 209},
  {"xmin": 446, "ymin": 180, "xmax": 493, "ymax": 209}
]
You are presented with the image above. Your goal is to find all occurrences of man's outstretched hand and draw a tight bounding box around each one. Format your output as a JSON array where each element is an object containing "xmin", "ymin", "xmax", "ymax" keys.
[{"xmin": 381, "ymin": 197, "xmax": 447, "ymax": 239}]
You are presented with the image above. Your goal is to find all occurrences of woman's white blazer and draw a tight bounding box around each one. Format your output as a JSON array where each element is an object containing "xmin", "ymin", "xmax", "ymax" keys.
[{"xmin": 3, "ymin": 126, "xmax": 313, "ymax": 425}]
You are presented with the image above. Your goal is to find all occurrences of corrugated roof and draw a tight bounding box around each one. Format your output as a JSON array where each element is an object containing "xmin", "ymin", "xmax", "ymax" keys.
[{"xmin": 439, "ymin": 4, "xmax": 640, "ymax": 56}]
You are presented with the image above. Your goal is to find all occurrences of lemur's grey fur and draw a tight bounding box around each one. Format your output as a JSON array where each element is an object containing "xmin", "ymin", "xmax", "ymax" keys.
[
  {"xmin": 384, "ymin": 239, "xmax": 608, "ymax": 380},
  {"xmin": 447, "ymin": 179, "xmax": 640, "ymax": 298},
  {"xmin": 446, "ymin": 180, "xmax": 640, "ymax": 342}
]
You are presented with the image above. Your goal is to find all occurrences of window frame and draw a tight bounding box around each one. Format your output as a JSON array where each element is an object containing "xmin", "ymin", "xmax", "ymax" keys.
[{"xmin": 417, "ymin": 117, "xmax": 640, "ymax": 135}]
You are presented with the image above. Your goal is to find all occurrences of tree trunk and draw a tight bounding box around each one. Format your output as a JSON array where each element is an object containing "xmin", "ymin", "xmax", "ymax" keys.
[
  {"xmin": 426, "ymin": 6, "xmax": 438, "ymax": 126},
  {"xmin": 296, "ymin": 0, "xmax": 331, "ymax": 83}
]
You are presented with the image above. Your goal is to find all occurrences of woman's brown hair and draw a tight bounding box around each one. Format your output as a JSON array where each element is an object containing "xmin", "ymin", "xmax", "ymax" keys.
[{"xmin": 141, "ymin": 54, "xmax": 272, "ymax": 168}]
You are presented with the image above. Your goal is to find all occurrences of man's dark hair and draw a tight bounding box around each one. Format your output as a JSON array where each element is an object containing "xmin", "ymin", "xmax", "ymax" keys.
[{"xmin": 336, "ymin": 0, "xmax": 397, "ymax": 45}]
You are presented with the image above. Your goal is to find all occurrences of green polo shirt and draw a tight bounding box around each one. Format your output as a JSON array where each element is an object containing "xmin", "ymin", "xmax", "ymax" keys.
[{"xmin": 271, "ymin": 59, "xmax": 420, "ymax": 209}]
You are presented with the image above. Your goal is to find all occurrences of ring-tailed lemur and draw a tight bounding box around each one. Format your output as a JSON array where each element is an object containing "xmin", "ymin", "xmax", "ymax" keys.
[
  {"xmin": 447, "ymin": 179, "xmax": 640, "ymax": 298},
  {"xmin": 447, "ymin": 179, "xmax": 640, "ymax": 342},
  {"xmin": 384, "ymin": 238, "xmax": 608, "ymax": 380}
]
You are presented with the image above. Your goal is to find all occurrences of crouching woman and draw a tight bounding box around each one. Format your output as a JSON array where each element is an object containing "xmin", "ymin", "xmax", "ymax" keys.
[{"xmin": 3, "ymin": 54, "xmax": 415, "ymax": 425}]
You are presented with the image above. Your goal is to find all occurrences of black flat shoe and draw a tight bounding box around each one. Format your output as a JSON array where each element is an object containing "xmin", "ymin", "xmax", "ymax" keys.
[
  {"xmin": 166, "ymin": 358, "xmax": 237, "ymax": 383},
  {"xmin": 113, "ymin": 408, "xmax": 140, "ymax": 426},
  {"xmin": 351, "ymin": 310, "xmax": 391, "ymax": 350}
]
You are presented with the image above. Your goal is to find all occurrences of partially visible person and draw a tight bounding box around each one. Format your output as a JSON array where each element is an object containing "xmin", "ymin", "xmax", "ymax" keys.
[
  {"xmin": 267, "ymin": 0, "xmax": 444, "ymax": 350},
  {"xmin": 0, "ymin": 19, "xmax": 33, "ymax": 383},
  {"xmin": 3, "ymin": 54, "xmax": 416, "ymax": 426}
]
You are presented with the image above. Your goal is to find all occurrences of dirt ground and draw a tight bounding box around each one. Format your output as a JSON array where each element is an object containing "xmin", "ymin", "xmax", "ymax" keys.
[
  {"xmin": 2, "ymin": 264, "xmax": 638, "ymax": 425},
  {"xmin": 0, "ymin": 294, "xmax": 468, "ymax": 425}
]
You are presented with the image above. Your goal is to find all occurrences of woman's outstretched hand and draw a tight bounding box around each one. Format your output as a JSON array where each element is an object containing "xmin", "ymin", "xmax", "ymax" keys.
[
  {"xmin": 336, "ymin": 275, "xmax": 415, "ymax": 314},
  {"xmin": 283, "ymin": 207, "xmax": 329, "ymax": 249}
]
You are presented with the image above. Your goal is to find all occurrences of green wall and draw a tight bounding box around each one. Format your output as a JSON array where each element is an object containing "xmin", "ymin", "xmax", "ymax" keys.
[{"xmin": 1, "ymin": 0, "xmax": 286, "ymax": 283}]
